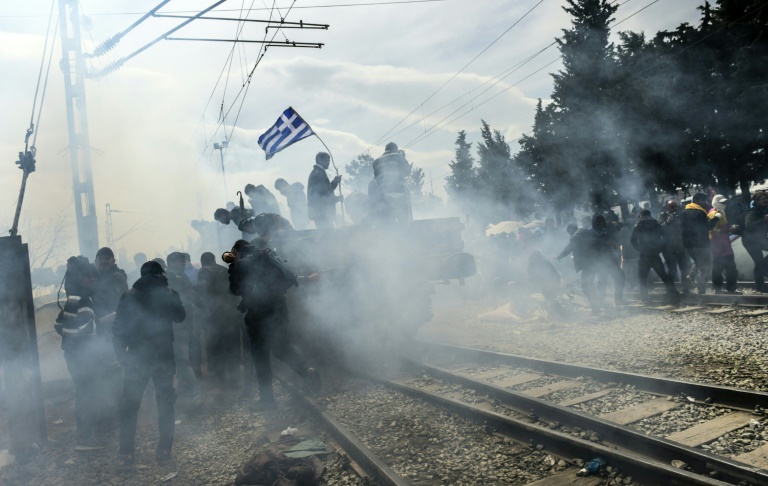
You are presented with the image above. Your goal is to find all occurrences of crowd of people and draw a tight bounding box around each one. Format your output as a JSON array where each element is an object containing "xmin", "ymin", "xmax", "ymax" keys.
[
  {"xmin": 54, "ymin": 238, "xmax": 321, "ymax": 470},
  {"xmin": 49, "ymin": 140, "xmax": 768, "ymax": 471},
  {"xmin": 541, "ymin": 191, "xmax": 768, "ymax": 312}
]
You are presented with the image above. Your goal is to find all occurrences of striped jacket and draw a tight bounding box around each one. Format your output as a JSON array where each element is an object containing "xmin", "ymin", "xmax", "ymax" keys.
[{"xmin": 55, "ymin": 294, "xmax": 96, "ymax": 350}]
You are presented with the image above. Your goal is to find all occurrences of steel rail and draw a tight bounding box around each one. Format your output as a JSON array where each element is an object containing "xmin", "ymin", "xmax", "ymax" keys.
[
  {"xmin": 369, "ymin": 374, "xmax": 728, "ymax": 486},
  {"xmin": 416, "ymin": 341, "xmax": 768, "ymax": 411},
  {"xmin": 275, "ymin": 372, "xmax": 410, "ymax": 486},
  {"xmin": 630, "ymin": 291, "xmax": 768, "ymax": 307},
  {"xmin": 407, "ymin": 359, "xmax": 768, "ymax": 485}
]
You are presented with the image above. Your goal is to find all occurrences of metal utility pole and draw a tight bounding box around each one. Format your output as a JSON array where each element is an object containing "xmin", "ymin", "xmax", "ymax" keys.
[
  {"xmin": 214, "ymin": 140, "xmax": 229, "ymax": 200},
  {"xmin": 60, "ymin": 0, "xmax": 99, "ymax": 258},
  {"xmin": 105, "ymin": 203, "xmax": 114, "ymax": 248}
]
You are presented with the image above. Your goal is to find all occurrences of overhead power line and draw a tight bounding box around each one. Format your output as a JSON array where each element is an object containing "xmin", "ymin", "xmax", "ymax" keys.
[
  {"xmin": 402, "ymin": 0, "xmax": 658, "ymax": 149},
  {"xmin": 88, "ymin": 0, "xmax": 228, "ymax": 78},
  {"xmin": 370, "ymin": 0, "xmax": 545, "ymax": 150},
  {"xmin": 86, "ymin": 0, "xmax": 171, "ymax": 57},
  {"xmin": 0, "ymin": 0, "xmax": 449, "ymax": 18}
]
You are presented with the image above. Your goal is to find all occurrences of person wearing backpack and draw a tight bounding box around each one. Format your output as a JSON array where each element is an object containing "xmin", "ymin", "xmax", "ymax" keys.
[
  {"xmin": 55, "ymin": 256, "xmax": 106, "ymax": 452},
  {"xmin": 227, "ymin": 239, "xmax": 321, "ymax": 411},
  {"xmin": 631, "ymin": 209, "xmax": 678, "ymax": 301}
]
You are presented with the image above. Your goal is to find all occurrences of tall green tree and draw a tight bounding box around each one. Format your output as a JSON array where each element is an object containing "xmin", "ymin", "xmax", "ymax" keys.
[
  {"xmin": 344, "ymin": 153, "xmax": 375, "ymax": 193},
  {"xmin": 344, "ymin": 151, "xmax": 425, "ymax": 198},
  {"xmin": 444, "ymin": 130, "xmax": 476, "ymax": 198},
  {"xmin": 476, "ymin": 120, "xmax": 531, "ymax": 219}
]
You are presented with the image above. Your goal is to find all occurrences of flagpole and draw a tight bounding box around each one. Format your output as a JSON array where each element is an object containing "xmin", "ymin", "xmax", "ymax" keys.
[{"xmin": 314, "ymin": 133, "xmax": 346, "ymax": 226}]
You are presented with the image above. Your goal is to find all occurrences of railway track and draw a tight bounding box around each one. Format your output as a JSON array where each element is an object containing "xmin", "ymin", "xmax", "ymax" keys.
[
  {"xmin": 400, "ymin": 340, "xmax": 768, "ymax": 485},
  {"xmin": 275, "ymin": 336, "xmax": 768, "ymax": 485},
  {"xmin": 624, "ymin": 290, "xmax": 768, "ymax": 318}
]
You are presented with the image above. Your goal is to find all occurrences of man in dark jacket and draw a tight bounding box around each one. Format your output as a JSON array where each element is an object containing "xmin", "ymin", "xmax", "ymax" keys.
[
  {"xmin": 113, "ymin": 261, "xmax": 186, "ymax": 468},
  {"xmin": 372, "ymin": 143, "xmax": 412, "ymax": 223},
  {"xmin": 658, "ymin": 200, "xmax": 690, "ymax": 290},
  {"xmin": 307, "ymin": 152, "xmax": 342, "ymax": 229},
  {"xmin": 275, "ymin": 178, "xmax": 309, "ymax": 230},
  {"xmin": 580, "ymin": 214, "xmax": 625, "ymax": 312},
  {"xmin": 197, "ymin": 251, "xmax": 245, "ymax": 385},
  {"xmin": 631, "ymin": 209, "xmax": 677, "ymax": 300},
  {"xmin": 681, "ymin": 193, "xmax": 719, "ymax": 294},
  {"xmin": 92, "ymin": 246, "xmax": 127, "ymax": 431},
  {"xmin": 245, "ymin": 184, "xmax": 282, "ymax": 216},
  {"xmin": 743, "ymin": 191, "xmax": 768, "ymax": 293},
  {"xmin": 228, "ymin": 240, "xmax": 320, "ymax": 411},
  {"xmin": 93, "ymin": 247, "xmax": 129, "ymax": 325},
  {"xmin": 166, "ymin": 252, "xmax": 202, "ymax": 400}
]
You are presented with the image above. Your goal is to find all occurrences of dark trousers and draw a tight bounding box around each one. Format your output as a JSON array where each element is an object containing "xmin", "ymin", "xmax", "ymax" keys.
[
  {"xmin": 118, "ymin": 358, "xmax": 176, "ymax": 454},
  {"xmin": 64, "ymin": 342, "xmax": 101, "ymax": 441},
  {"xmin": 173, "ymin": 324, "xmax": 198, "ymax": 397},
  {"xmin": 662, "ymin": 246, "xmax": 690, "ymax": 283},
  {"xmin": 712, "ymin": 253, "xmax": 738, "ymax": 291},
  {"xmin": 245, "ymin": 304, "xmax": 307, "ymax": 402},
  {"xmin": 637, "ymin": 253, "xmax": 674, "ymax": 297},
  {"xmin": 582, "ymin": 257, "xmax": 625, "ymax": 308},
  {"xmin": 205, "ymin": 310, "xmax": 242, "ymax": 380},
  {"xmin": 686, "ymin": 246, "xmax": 713, "ymax": 291},
  {"xmin": 743, "ymin": 240, "xmax": 768, "ymax": 290}
]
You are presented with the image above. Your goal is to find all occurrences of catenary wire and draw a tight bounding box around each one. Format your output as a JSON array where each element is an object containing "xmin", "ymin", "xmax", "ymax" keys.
[
  {"xmin": 403, "ymin": 0, "xmax": 660, "ymax": 149},
  {"xmin": 369, "ymin": 0, "xmax": 545, "ymax": 150},
  {"xmin": 377, "ymin": 0, "xmax": 634, "ymax": 145},
  {"xmin": 26, "ymin": 0, "xmax": 56, "ymax": 150},
  {"xmin": 31, "ymin": 14, "xmax": 59, "ymax": 148},
  {"xmin": 0, "ymin": 0, "xmax": 450, "ymax": 18}
]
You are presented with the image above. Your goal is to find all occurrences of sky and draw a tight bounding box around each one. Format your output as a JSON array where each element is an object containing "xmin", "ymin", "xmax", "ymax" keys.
[{"xmin": 0, "ymin": 0, "xmax": 704, "ymax": 266}]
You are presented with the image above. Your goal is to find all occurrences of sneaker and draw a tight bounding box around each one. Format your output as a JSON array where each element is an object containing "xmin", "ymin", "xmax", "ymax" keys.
[
  {"xmin": 116, "ymin": 453, "xmax": 135, "ymax": 470},
  {"xmin": 727, "ymin": 290, "xmax": 743, "ymax": 295},
  {"xmin": 75, "ymin": 437, "xmax": 106, "ymax": 451},
  {"xmin": 156, "ymin": 448, "xmax": 172, "ymax": 464},
  {"xmin": 303, "ymin": 368, "xmax": 322, "ymax": 395},
  {"xmin": 249, "ymin": 399, "xmax": 277, "ymax": 412},
  {"xmin": 683, "ymin": 276, "xmax": 695, "ymax": 289},
  {"xmin": 714, "ymin": 289, "xmax": 726, "ymax": 294}
]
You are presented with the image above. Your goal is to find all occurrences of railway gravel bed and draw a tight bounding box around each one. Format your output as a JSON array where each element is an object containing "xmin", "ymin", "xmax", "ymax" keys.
[
  {"xmin": 419, "ymin": 298, "xmax": 768, "ymax": 392},
  {"xmin": 570, "ymin": 388, "xmax": 658, "ymax": 416},
  {"xmin": 0, "ymin": 383, "xmax": 367, "ymax": 486},
  {"xmin": 704, "ymin": 420, "xmax": 767, "ymax": 457},
  {"xmin": 316, "ymin": 376, "xmax": 594, "ymax": 485},
  {"xmin": 633, "ymin": 403, "xmax": 732, "ymax": 436}
]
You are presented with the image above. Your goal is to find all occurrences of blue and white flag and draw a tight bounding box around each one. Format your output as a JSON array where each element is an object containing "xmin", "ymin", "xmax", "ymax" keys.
[{"xmin": 257, "ymin": 107, "xmax": 315, "ymax": 160}]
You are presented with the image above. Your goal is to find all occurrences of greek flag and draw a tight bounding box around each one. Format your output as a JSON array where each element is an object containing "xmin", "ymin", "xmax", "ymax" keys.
[{"xmin": 257, "ymin": 107, "xmax": 315, "ymax": 160}]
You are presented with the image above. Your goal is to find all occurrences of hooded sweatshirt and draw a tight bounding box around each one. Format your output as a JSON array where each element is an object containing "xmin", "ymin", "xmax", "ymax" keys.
[
  {"xmin": 681, "ymin": 202, "xmax": 718, "ymax": 249},
  {"xmin": 630, "ymin": 217, "xmax": 666, "ymax": 255},
  {"xmin": 113, "ymin": 274, "xmax": 185, "ymax": 361}
]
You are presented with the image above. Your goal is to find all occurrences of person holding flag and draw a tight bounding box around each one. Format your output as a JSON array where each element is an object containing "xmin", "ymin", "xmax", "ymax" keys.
[
  {"xmin": 307, "ymin": 152, "xmax": 343, "ymax": 229},
  {"xmin": 257, "ymin": 106, "xmax": 344, "ymax": 229}
]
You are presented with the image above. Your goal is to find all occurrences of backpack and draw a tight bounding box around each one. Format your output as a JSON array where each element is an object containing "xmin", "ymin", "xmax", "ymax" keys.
[{"xmin": 241, "ymin": 249, "xmax": 297, "ymax": 309}]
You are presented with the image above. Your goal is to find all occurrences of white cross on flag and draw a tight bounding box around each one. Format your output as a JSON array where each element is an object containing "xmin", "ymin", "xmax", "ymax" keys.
[{"xmin": 257, "ymin": 107, "xmax": 315, "ymax": 160}]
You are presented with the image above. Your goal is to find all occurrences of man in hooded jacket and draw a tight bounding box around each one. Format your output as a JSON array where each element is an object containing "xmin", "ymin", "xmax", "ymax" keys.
[
  {"xmin": 630, "ymin": 209, "xmax": 677, "ymax": 301},
  {"xmin": 113, "ymin": 261, "xmax": 186, "ymax": 468},
  {"xmin": 681, "ymin": 193, "xmax": 719, "ymax": 294}
]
